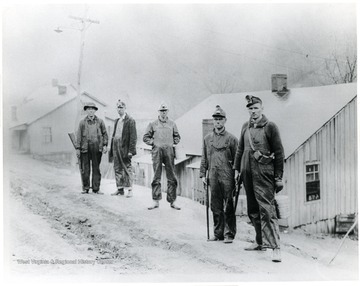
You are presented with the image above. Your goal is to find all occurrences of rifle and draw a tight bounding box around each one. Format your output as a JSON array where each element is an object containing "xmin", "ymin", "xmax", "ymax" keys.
[
  {"xmin": 233, "ymin": 174, "xmax": 242, "ymax": 213},
  {"xmin": 204, "ymin": 173, "xmax": 210, "ymax": 241},
  {"xmin": 68, "ymin": 132, "xmax": 84, "ymax": 188}
]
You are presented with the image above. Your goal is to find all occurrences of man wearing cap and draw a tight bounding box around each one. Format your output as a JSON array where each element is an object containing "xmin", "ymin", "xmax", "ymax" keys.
[
  {"xmin": 109, "ymin": 100, "xmax": 137, "ymax": 198},
  {"xmin": 143, "ymin": 102, "xmax": 181, "ymax": 210},
  {"xmin": 200, "ymin": 105, "xmax": 238, "ymax": 243},
  {"xmin": 76, "ymin": 102, "xmax": 108, "ymax": 194},
  {"xmin": 233, "ymin": 95, "xmax": 284, "ymax": 262}
]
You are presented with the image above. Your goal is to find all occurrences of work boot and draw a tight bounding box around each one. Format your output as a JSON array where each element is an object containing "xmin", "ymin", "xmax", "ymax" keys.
[
  {"xmin": 93, "ymin": 190, "xmax": 104, "ymax": 195},
  {"xmin": 170, "ymin": 202, "xmax": 181, "ymax": 210},
  {"xmin": 224, "ymin": 237, "xmax": 234, "ymax": 244},
  {"xmin": 81, "ymin": 189, "xmax": 89, "ymax": 194},
  {"xmin": 126, "ymin": 189, "xmax": 133, "ymax": 198},
  {"xmin": 272, "ymin": 248, "xmax": 282, "ymax": 262},
  {"xmin": 207, "ymin": 237, "xmax": 224, "ymax": 242},
  {"xmin": 111, "ymin": 188, "xmax": 124, "ymax": 196},
  {"xmin": 148, "ymin": 200, "xmax": 159, "ymax": 210},
  {"xmin": 244, "ymin": 242, "xmax": 266, "ymax": 251}
]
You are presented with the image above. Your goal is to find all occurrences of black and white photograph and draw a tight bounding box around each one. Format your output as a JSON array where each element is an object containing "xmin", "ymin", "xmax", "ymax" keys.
[{"xmin": 1, "ymin": 1, "xmax": 358, "ymax": 284}]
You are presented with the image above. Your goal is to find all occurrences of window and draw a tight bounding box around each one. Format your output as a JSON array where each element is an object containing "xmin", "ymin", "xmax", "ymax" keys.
[
  {"xmin": 305, "ymin": 162, "xmax": 320, "ymax": 202},
  {"xmin": 42, "ymin": 127, "xmax": 52, "ymax": 144}
]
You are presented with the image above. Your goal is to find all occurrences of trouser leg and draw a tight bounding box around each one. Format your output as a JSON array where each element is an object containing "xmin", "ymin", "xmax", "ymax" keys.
[
  {"xmin": 89, "ymin": 144, "xmax": 102, "ymax": 191},
  {"xmin": 224, "ymin": 192, "xmax": 236, "ymax": 239},
  {"xmin": 151, "ymin": 147, "xmax": 163, "ymax": 201},
  {"xmin": 114, "ymin": 155, "xmax": 123, "ymax": 189},
  {"xmin": 80, "ymin": 152, "xmax": 91, "ymax": 191},
  {"xmin": 210, "ymin": 176, "xmax": 225, "ymax": 239},
  {"xmin": 253, "ymin": 165, "xmax": 280, "ymax": 249},
  {"xmin": 163, "ymin": 146, "xmax": 178, "ymax": 204},
  {"xmin": 243, "ymin": 168, "xmax": 262, "ymax": 245}
]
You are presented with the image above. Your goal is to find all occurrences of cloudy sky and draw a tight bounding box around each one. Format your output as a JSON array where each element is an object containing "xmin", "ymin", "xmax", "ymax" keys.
[{"xmin": 2, "ymin": 2, "xmax": 357, "ymax": 118}]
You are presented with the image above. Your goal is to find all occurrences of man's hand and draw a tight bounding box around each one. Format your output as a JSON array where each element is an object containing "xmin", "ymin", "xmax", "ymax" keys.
[
  {"xmin": 128, "ymin": 153, "xmax": 133, "ymax": 159},
  {"xmin": 76, "ymin": 150, "xmax": 80, "ymax": 158},
  {"xmin": 102, "ymin": 146, "xmax": 108, "ymax": 154},
  {"xmin": 275, "ymin": 179, "xmax": 283, "ymax": 193}
]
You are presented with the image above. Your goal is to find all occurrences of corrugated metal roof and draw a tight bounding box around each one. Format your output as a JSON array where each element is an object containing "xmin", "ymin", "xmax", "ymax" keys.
[{"xmin": 176, "ymin": 83, "xmax": 357, "ymax": 158}]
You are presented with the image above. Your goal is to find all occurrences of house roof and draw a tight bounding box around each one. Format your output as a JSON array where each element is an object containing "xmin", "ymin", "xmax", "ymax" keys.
[
  {"xmin": 175, "ymin": 83, "xmax": 357, "ymax": 159},
  {"xmin": 10, "ymin": 84, "xmax": 108, "ymax": 128}
]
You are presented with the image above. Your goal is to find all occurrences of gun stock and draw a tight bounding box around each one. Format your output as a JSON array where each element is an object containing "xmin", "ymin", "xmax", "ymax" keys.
[{"xmin": 68, "ymin": 132, "xmax": 84, "ymax": 188}]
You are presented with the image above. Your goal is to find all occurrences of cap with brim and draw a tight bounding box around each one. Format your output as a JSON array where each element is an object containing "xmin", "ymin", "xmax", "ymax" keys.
[
  {"xmin": 245, "ymin": 95, "xmax": 262, "ymax": 107},
  {"xmin": 158, "ymin": 103, "xmax": 169, "ymax": 111},
  {"xmin": 117, "ymin": 99, "xmax": 126, "ymax": 108},
  {"xmin": 212, "ymin": 105, "xmax": 226, "ymax": 118},
  {"xmin": 83, "ymin": 102, "xmax": 98, "ymax": 111}
]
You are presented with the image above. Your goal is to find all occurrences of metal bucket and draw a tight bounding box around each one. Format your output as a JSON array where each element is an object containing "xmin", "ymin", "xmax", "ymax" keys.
[{"xmin": 275, "ymin": 195, "xmax": 290, "ymax": 219}]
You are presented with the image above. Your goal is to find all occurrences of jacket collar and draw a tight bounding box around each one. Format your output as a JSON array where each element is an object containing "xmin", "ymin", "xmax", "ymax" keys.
[
  {"xmin": 249, "ymin": 114, "xmax": 268, "ymax": 128},
  {"xmin": 119, "ymin": 112, "xmax": 127, "ymax": 121},
  {"xmin": 213, "ymin": 126, "xmax": 226, "ymax": 135},
  {"xmin": 158, "ymin": 116, "xmax": 168, "ymax": 123},
  {"xmin": 86, "ymin": 115, "xmax": 98, "ymax": 123}
]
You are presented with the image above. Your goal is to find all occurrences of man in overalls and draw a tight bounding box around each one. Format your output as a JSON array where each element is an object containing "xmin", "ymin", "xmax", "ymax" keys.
[
  {"xmin": 233, "ymin": 95, "xmax": 284, "ymax": 262},
  {"xmin": 200, "ymin": 105, "xmax": 238, "ymax": 243},
  {"xmin": 76, "ymin": 102, "xmax": 108, "ymax": 194},
  {"xmin": 143, "ymin": 103, "xmax": 181, "ymax": 210}
]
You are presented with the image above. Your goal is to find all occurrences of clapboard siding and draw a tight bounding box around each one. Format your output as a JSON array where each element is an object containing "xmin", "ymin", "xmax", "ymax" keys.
[{"xmin": 284, "ymin": 97, "xmax": 357, "ymax": 233}]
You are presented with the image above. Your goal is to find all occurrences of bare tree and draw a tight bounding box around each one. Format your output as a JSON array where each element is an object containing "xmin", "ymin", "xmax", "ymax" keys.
[{"xmin": 324, "ymin": 53, "xmax": 357, "ymax": 84}]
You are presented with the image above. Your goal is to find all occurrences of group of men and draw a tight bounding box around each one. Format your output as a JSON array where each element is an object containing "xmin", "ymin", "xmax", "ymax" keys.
[
  {"xmin": 75, "ymin": 95, "xmax": 284, "ymax": 263},
  {"xmin": 75, "ymin": 100, "xmax": 181, "ymax": 207}
]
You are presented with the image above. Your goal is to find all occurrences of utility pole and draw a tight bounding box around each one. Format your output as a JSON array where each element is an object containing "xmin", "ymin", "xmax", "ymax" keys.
[
  {"xmin": 55, "ymin": 7, "xmax": 99, "ymax": 133},
  {"xmin": 70, "ymin": 14, "xmax": 100, "ymax": 133}
]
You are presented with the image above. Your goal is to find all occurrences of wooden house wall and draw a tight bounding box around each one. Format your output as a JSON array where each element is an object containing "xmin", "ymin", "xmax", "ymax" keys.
[
  {"xmin": 284, "ymin": 97, "xmax": 357, "ymax": 233},
  {"xmin": 28, "ymin": 101, "xmax": 75, "ymax": 156}
]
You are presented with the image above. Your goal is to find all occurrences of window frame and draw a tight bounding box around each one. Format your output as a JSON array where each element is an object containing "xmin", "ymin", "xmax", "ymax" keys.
[
  {"xmin": 42, "ymin": 126, "xmax": 52, "ymax": 144},
  {"xmin": 305, "ymin": 161, "xmax": 321, "ymax": 203}
]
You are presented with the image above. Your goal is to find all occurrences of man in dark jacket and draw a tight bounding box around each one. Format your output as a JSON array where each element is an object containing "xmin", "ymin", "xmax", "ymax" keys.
[
  {"xmin": 233, "ymin": 95, "xmax": 284, "ymax": 262},
  {"xmin": 76, "ymin": 102, "xmax": 108, "ymax": 194},
  {"xmin": 200, "ymin": 105, "xmax": 238, "ymax": 243},
  {"xmin": 143, "ymin": 102, "xmax": 181, "ymax": 210},
  {"xmin": 109, "ymin": 100, "xmax": 137, "ymax": 198}
]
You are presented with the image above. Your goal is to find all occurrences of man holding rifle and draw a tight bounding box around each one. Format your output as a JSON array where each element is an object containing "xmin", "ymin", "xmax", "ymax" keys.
[
  {"xmin": 233, "ymin": 95, "xmax": 284, "ymax": 262},
  {"xmin": 75, "ymin": 102, "xmax": 108, "ymax": 194},
  {"xmin": 200, "ymin": 105, "xmax": 238, "ymax": 243}
]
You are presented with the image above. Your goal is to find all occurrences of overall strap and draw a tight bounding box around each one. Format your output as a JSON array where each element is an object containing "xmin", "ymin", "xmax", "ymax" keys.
[{"xmin": 247, "ymin": 126, "xmax": 256, "ymax": 151}]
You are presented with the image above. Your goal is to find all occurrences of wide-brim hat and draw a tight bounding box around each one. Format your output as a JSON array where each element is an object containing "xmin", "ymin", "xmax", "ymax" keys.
[{"xmin": 83, "ymin": 102, "xmax": 98, "ymax": 111}]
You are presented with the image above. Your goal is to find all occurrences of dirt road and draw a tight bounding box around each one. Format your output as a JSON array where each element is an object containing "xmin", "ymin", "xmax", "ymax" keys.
[{"xmin": 4, "ymin": 154, "xmax": 359, "ymax": 283}]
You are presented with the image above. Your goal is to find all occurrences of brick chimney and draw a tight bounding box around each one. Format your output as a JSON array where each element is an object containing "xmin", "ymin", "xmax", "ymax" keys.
[
  {"xmin": 271, "ymin": 74, "xmax": 289, "ymax": 98},
  {"xmin": 57, "ymin": 85, "xmax": 67, "ymax": 95},
  {"xmin": 202, "ymin": 119, "xmax": 213, "ymax": 139}
]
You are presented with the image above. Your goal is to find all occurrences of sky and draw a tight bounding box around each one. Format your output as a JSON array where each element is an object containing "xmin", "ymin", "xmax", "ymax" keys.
[{"xmin": 1, "ymin": 2, "xmax": 357, "ymax": 119}]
